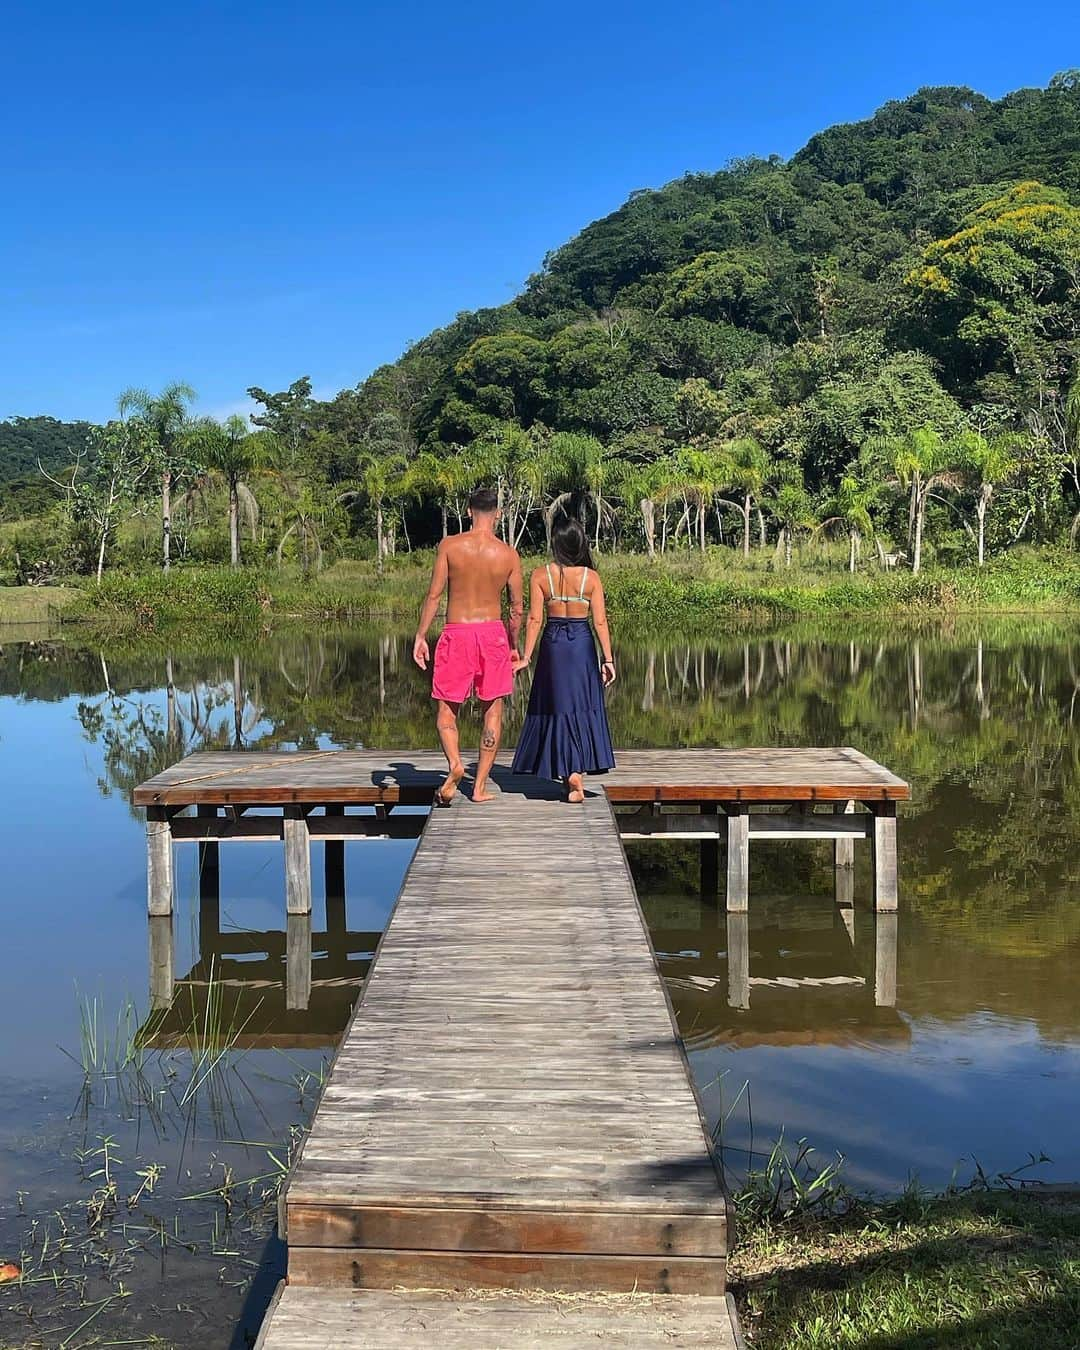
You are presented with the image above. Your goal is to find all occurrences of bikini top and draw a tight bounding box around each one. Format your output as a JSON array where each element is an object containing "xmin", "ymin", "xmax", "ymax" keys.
[{"xmin": 545, "ymin": 563, "xmax": 591, "ymax": 609}]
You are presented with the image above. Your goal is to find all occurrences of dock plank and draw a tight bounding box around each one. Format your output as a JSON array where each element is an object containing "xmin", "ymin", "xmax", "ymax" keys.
[
  {"xmin": 255, "ymin": 1284, "xmax": 744, "ymax": 1349},
  {"xmin": 133, "ymin": 746, "xmax": 910, "ymax": 805}
]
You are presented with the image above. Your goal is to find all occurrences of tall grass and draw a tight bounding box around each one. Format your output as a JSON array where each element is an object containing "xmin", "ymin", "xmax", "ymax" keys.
[{"xmin": 67, "ymin": 547, "xmax": 1080, "ymax": 637}]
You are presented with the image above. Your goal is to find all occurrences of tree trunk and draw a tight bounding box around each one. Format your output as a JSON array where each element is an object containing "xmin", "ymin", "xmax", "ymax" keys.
[
  {"xmin": 849, "ymin": 528, "xmax": 857, "ymax": 574},
  {"xmin": 233, "ymin": 655, "xmax": 243, "ymax": 749},
  {"xmin": 698, "ymin": 500, "xmax": 706, "ymax": 552},
  {"xmin": 594, "ymin": 491, "xmax": 602, "ymax": 552},
  {"xmin": 162, "ymin": 470, "xmax": 172, "ymax": 572},
  {"xmin": 912, "ymin": 492, "xmax": 926, "ymax": 574},
  {"xmin": 757, "ymin": 508, "xmax": 766, "ymax": 549},
  {"xmin": 376, "ymin": 503, "xmax": 384, "ymax": 574},
  {"xmin": 441, "ymin": 504, "xmax": 448, "ymax": 539},
  {"xmin": 976, "ymin": 489, "xmax": 989, "ymax": 566},
  {"xmin": 229, "ymin": 479, "xmax": 240, "ymax": 568},
  {"xmin": 96, "ymin": 527, "xmax": 108, "ymax": 584},
  {"xmin": 784, "ymin": 528, "xmax": 792, "ymax": 568},
  {"xmin": 641, "ymin": 499, "xmax": 656, "ymax": 558},
  {"xmin": 742, "ymin": 494, "xmax": 752, "ymax": 557}
]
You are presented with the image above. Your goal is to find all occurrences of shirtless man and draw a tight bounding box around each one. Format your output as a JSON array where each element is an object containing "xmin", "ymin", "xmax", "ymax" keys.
[{"xmin": 413, "ymin": 487, "xmax": 523, "ymax": 804}]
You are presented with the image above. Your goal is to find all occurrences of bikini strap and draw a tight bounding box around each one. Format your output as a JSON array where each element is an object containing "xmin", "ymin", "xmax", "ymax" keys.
[
  {"xmin": 578, "ymin": 566, "xmax": 589, "ymax": 599},
  {"xmin": 545, "ymin": 563, "xmax": 554, "ymax": 601}
]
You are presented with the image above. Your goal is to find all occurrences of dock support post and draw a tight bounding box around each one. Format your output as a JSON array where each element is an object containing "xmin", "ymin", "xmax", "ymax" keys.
[
  {"xmin": 871, "ymin": 802, "xmax": 898, "ymax": 912},
  {"xmin": 726, "ymin": 807, "xmax": 749, "ymax": 912},
  {"xmin": 147, "ymin": 806, "xmax": 174, "ymax": 917},
  {"xmin": 700, "ymin": 805, "xmax": 719, "ymax": 899},
  {"xmin": 148, "ymin": 914, "xmax": 174, "ymax": 1010},
  {"xmin": 874, "ymin": 912, "xmax": 898, "ymax": 1007},
  {"xmin": 834, "ymin": 800, "xmax": 856, "ymax": 911},
  {"xmin": 286, "ymin": 913, "xmax": 312, "ymax": 1010},
  {"xmin": 726, "ymin": 910, "xmax": 750, "ymax": 1010},
  {"xmin": 198, "ymin": 805, "xmax": 221, "ymax": 947},
  {"xmin": 325, "ymin": 810, "xmax": 347, "ymax": 974},
  {"xmin": 284, "ymin": 807, "xmax": 312, "ymax": 915}
]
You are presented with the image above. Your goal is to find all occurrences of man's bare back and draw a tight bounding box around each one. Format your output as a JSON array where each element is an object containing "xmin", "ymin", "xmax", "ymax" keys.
[{"xmin": 443, "ymin": 530, "xmax": 520, "ymax": 623}]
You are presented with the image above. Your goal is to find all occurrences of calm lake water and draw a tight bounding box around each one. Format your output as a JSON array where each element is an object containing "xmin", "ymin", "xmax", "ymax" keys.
[{"xmin": 2, "ymin": 618, "xmax": 1080, "ymax": 1346}]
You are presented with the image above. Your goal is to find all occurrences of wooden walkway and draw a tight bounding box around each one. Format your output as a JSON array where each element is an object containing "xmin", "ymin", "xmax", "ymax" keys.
[{"xmin": 133, "ymin": 746, "xmax": 908, "ymax": 1347}]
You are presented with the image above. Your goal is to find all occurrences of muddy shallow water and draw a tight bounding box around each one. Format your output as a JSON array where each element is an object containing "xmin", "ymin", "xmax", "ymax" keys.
[{"xmin": 2, "ymin": 620, "xmax": 1079, "ymax": 1345}]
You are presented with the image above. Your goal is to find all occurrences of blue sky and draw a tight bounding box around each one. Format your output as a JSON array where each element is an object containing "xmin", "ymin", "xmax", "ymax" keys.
[{"xmin": 1, "ymin": 0, "xmax": 1076, "ymax": 425}]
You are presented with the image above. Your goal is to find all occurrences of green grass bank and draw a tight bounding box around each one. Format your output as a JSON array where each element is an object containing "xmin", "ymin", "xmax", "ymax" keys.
[
  {"xmin": 6, "ymin": 548, "xmax": 1080, "ymax": 636},
  {"xmin": 732, "ymin": 1186, "xmax": 1080, "ymax": 1348}
]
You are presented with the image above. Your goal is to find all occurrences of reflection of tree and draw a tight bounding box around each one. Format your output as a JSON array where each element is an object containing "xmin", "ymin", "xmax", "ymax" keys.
[{"xmin": 75, "ymin": 652, "xmax": 265, "ymax": 810}]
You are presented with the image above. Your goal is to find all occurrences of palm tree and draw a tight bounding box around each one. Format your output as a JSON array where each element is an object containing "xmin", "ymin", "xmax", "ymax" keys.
[
  {"xmin": 615, "ymin": 462, "xmax": 669, "ymax": 558},
  {"xmin": 356, "ymin": 451, "xmax": 407, "ymax": 572},
  {"xmin": 544, "ymin": 433, "xmax": 611, "ymax": 546},
  {"xmin": 874, "ymin": 426, "xmax": 961, "ymax": 575},
  {"xmin": 726, "ymin": 437, "xmax": 771, "ymax": 557},
  {"xmin": 408, "ymin": 449, "xmax": 472, "ymax": 538},
  {"xmin": 818, "ymin": 475, "xmax": 878, "ymax": 573},
  {"xmin": 769, "ymin": 479, "xmax": 816, "ymax": 569},
  {"xmin": 673, "ymin": 445, "xmax": 732, "ymax": 552},
  {"xmin": 117, "ymin": 382, "xmax": 196, "ymax": 572},
  {"xmin": 189, "ymin": 415, "xmax": 276, "ymax": 567},
  {"xmin": 474, "ymin": 422, "xmax": 548, "ymax": 548},
  {"xmin": 960, "ymin": 431, "xmax": 1020, "ymax": 566}
]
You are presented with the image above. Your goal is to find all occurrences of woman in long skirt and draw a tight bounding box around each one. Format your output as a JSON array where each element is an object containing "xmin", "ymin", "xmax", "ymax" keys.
[{"xmin": 511, "ymin": 516, "xmax": 616, "ymax": 802}]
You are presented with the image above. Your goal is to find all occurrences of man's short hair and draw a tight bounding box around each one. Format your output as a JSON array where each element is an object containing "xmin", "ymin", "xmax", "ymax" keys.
[{"xmin": 468, "ymin": 487, "xmax": 499, "ymax": 514}]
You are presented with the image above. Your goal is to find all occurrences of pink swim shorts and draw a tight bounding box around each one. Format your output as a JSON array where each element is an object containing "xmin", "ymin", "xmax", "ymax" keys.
[{"xmin": 431, "ymin": 621, "xmax": 513, "ymax": 703}]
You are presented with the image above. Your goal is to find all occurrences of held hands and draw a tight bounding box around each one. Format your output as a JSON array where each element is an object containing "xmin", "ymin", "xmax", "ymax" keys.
[
  {"xmin": 510, "ymin": 651, "xmax": 529, "ymax": 675},
  {"xmin": 601, "ymin": 660, "xmax": 617, "ymax": 687},
  {"xmin": 412, "ymin": 635, "xmax": 430, "ymax": 671}
]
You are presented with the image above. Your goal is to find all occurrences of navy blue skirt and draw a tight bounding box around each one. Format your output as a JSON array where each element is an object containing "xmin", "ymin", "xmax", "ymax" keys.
[{"xmin": 512, "ymin": 618, "xmax": 616, "ymax": 781}]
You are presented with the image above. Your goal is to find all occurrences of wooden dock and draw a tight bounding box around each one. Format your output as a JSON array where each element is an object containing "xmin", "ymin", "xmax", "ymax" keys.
[
  {"xmin": 133, "ymin": 746, "xmax": 907, "ymax": 1347},
  {"xmin": 134, "ymin": 746, "xmax": 908, "ymax": 913}
]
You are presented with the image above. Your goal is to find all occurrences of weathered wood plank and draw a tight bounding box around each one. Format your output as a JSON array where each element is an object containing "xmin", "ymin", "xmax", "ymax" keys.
[
  {"xmin": 255, "ymin": 1284, "xmax": 744, "ymax": 1349},
  {"xmin": 286, "ymin": 1203, "xmax": 726, "ymax": 1256},
  {"xmin": 133, "ymin": 746, "xmax": 910, "ymax": 806},
  {"xmin": 287, "ymin": 1246, "xmax": 727, "ymax": 1295}
]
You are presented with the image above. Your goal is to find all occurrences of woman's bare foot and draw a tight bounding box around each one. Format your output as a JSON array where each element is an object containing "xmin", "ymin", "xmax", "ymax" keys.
[
  {"xmin": 472, "ymin": 782, "xmax": 498, "ymax": 803},
  {"xmin": 434, "ymin": 763, "xmax": 464, "ymax": 807},
  {"xmin": 567, "ymin": 773, "xmax": 585, "ymax": 804}
]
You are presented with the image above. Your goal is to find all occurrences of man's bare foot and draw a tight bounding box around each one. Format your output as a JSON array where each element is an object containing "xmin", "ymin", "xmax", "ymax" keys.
[
  {"xmin": 472, "ymin": 782, "xmax": 498, "ymax": 803},
  {"xmin": 434, "ymin": 763, "xmax": 464, "ymax": 807},
  {"xmin": 567, "ymin": 773, "xmax": 585, "ymax": 804}
]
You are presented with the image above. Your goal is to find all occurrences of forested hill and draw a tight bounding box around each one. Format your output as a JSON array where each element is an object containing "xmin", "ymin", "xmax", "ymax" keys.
[
  {"xmin": 0, "ymin": 417, "xmax": 94, "ymax": 519},
  {"xmin": 288, "ymin": 73, "xmax": 1080, "ymax": 531}
]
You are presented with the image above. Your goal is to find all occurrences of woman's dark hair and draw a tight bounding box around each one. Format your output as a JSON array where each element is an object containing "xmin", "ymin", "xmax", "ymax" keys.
[{"xmin": 550, "ymin": 515, "xmax": 594, "ymax": 569}]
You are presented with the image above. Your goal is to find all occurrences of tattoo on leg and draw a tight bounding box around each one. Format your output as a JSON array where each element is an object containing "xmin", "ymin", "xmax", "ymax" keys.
[{"xmin": 482, "ymin": 729, "xmax": 496, "ymax": 749}]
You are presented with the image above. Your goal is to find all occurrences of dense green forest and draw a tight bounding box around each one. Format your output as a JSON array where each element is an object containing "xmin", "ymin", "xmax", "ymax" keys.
[{"xmin": 4, "ymin": 74, "xmax": 1080, "ymax": 584}]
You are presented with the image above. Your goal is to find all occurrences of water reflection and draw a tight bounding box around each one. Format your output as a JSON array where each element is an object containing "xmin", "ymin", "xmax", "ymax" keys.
[
  {"xmin": 643, "ymin": 895, "xmax": 904, "ymax": 1046},
  {"xmin": 5, "ymin": 620, "xmax": 1080, "ymax": 1193}
]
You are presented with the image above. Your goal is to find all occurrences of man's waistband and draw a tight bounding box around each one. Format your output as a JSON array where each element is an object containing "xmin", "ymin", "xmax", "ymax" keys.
[{"xmin": 442, "ymin": 620, "xmax": 506, "ymax": 630}]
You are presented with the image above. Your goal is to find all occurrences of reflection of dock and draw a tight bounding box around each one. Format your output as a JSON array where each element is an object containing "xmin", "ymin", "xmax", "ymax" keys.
[
  {"xmin": 648, "ymin": 897, "xmax": 905, "ymax": 1051},
  {"xmin": 135, "ymin": 747, "xmax": 908, "ymax": 1348},
  {"xmin": 142, "ymin": 918, "xmax": 378, "ymax": 1051}
]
